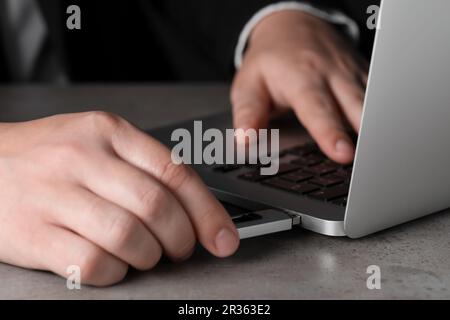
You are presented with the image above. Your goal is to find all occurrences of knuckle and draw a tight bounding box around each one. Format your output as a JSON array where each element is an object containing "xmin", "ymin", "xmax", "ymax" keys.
[
  {"xmin": 77, "ymin": 248, "xmax": 106, "ymax": 283},
  {"xmin": 297, "ymin": 49, "xmax": 325, "ymax": 70},
  {"xmin": 310, "ymin": 95, "xmax": 334, "ymax": 114},
  {"xmin": 256, "ymin": 51, "xmax": 288, "ymax": 76},
  {"xmin": 300, "ymin": 58, "xmax": 338, "ymax": 84},
  {"xmin": 53, "ymin": 141, "xmax": 88, "ymax": 163},
  {"xmin": 104, "ymin": 265, "xmax": 129, "ymax": 286},
  {"xmin": 294, "ymin": 87, "xmax": 328, "ymax": 112},
  {"xmin": 83, "ymin": 111, "xmax": 123, "ymax": 134},
  {"xmin": 138, "ymin": 247, "xmax": 163, "ymax": 271},
  {"xmin": 255, "ymin": 50, "xmax": 278, "ymax": 68},
  {"xmin": 255, "ymin": 48, "xmax": 327, "ymax": 79},
  {"xmin": 294, "ymin": 87, "xmax": 333, "ymax": 115},
  {"xmin": 138, "ymin": 187, "xmax": 169, "ymax": 224},
  {"xmin": 171, "ymin": 237, "xmax": 196, "ymax": 261},
  {"xmin": 307, "ymin": 47, "xmax": 331, "ymax": 64},
  {"xmin": 107, "ymin": 212, "xmax": 139, "ymax": 251},
  {"xmin": 160, "ymin": 160, "xmax": 193, "ymax": 192}
]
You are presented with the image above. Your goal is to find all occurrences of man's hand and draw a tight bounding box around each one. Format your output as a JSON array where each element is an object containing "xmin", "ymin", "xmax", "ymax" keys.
[
  {"xmin": 231, "ymin": 11, "xmax": 368, "ymax": 163},
  {"xmin": 0, "ymin": 112, "xmax": 239, "ymax": 286}
]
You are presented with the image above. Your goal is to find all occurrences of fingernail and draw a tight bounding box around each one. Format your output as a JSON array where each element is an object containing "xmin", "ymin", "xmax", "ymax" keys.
[
  {"xmin": 215, "ymin": 228, "xmax": 239, "ymax": 257},
  {"xmin": 336, "ymin": 139, "xmax": 354, "ymax": 155}
]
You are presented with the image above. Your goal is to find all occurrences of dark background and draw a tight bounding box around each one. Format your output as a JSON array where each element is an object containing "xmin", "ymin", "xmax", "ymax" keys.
[{"xmin": 0, "ymin": 0, "xmax": 379, "ymax": 83}]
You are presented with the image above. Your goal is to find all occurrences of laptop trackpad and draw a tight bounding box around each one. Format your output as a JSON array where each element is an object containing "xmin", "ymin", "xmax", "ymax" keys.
[{"xmin": 220, "ymin": 201, "xmax": 295, "ymax": 239}]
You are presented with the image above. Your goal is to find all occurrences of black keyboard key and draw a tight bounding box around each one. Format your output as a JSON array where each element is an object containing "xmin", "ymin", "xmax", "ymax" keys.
[
  {"xmin": 263, "ymin": 178, "xmax": 319, "ymax": 195},
  {"xmin": 214, "ymin": 164, "xmax": 241, "ymax": 173},
  {"xmin": 262, "ymin": 178, "xmax": 298, "ymax": 192},
  {"xmin": 238, "ymin": 170, "xmax": 271, "ymax": 182},
  {"xmin": 334, "ymin": 169, "xmax": 351, "ymax": 179},
  {"xmin": 287, "ymin": 144, "xmax": 319, "ymax": 156},
  {"xmin": 245, "ymin": 163, "xmax": 271, "ymax": 169},
  {"xmin": 278, "ymin": 150, "xmax": 288, "ymax": 158},
  {"xmin": 276, "ymin": 163, "xmax": 303, "ymax": 175},
  {"xmin": 220, "ymin": 201, "xmax": 249, "ymax": 218},
  {"xmin": 239, "ymin": 163, "xmax": 301, "ymax": 182},
  {"xmin": 305, "ymin": 162, "xmax": 340, "ymax": 176},
  {"xmin": 291, "ymin": 183, "xmax": 321, "ymax": 195},
  {"xmin": 309, "ymin": 184, "xmax": 350, "ymax": 201},
  {"xmin": 333, "ymin": 197, "xmax": 348, "ymax": 207},
  {"xmin": 342, "ymin": 164, "xmax": 353, "ymax": 173},
  {"xmin": 310, "ymin": 174, "xmax": 344, "ymax": 187},
  {"xmin": 281, "ymin": 171, "xmax": 313, "ymax": 183},
  {"xmin": 291, "ymin": 154, "xmax": 325, "ymax": 167}
]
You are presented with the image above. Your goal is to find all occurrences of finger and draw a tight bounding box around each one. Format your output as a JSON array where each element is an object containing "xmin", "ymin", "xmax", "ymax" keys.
[
  {"xmin": 329, "ymin": 74, "xmax": 365, "ymax": 132},
  {"xmin": 231, "ymin": 66, "xmax": 272, "ymax": 137},
  {"xmin": 48, "ymin": 186, "xmax": 163, "ymax": 270},
  {"xmin": 361, "ymin": 72, "xmax": 368, "ymax": 87},
  {"xmin": 78, "ymin": 153, "xmax": 196, "ymax": 261},
  {"xmin": 37, "ymin": 224, "xmax": 128, "ymax": 286},
  {"xmin": 110, "ymin": 122, "xmax": 240, "ymax": 258},
  {"xmin": 283, "ymin": 77, "xmax": 355, "ymax": 163}
]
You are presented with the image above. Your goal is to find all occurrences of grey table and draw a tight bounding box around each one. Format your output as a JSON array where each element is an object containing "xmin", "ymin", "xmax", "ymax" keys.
[{"xmin": 0, "ymin": 84, "xmax": 449, "ymax": 300}]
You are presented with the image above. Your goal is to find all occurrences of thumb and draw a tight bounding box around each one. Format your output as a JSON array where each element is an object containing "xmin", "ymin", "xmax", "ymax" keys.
[{"xmin": 231, "ymin": 67, "xmax": 271, "ymax": 135}]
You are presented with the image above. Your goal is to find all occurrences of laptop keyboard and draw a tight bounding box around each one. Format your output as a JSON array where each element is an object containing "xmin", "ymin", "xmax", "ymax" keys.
[{"xmin": 213, "ymin": 144, "xmax": 353, "ymax": 207}]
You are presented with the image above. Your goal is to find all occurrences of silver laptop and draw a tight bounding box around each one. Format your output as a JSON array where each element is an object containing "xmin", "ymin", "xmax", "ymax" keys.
[{"xmin": 151, "ymin": 0, "xmax": 450, "ymax": 239}]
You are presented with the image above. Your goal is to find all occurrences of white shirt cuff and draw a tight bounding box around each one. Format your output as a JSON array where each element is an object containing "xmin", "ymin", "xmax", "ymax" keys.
[{"xmin": 234, "ymin": 1, "xmax": 360, "ymax": 69}]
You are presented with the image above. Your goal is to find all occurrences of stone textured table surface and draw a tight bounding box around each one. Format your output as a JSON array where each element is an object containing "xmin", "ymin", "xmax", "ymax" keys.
[{"xmin": 0, "ymin": 84, "xmax": 449, "ymax": 299}]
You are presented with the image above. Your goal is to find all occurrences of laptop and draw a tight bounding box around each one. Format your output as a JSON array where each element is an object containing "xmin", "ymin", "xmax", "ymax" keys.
[{"xmin": 150, "ymin": 0, "xmax": 450, "ymax": 239}]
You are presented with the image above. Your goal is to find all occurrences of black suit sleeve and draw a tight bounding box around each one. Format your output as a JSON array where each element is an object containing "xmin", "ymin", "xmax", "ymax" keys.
[
  {"xmin": 0, "ymin": 31, "xmax": 9, "ymax": 83},
  {"xmin": 175, "ymin": 0, "xmax": 379, "ymax": 78},
  {"xmin": 137, "ymin": 0, "xmax": 298, "ymax": 80},
  {"xmin": 34, "ymin": 0, "xmax": 378, "ymax": 82},
  {"xmin": 186, "ymin": 0, "xmax": 296, "ymax": 77}
]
